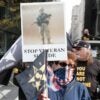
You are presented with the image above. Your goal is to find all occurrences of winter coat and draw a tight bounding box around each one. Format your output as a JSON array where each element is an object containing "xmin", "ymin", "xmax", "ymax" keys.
[{"xmin": 48, "ymin": 78, "xmax": 91, "ymax": 100}]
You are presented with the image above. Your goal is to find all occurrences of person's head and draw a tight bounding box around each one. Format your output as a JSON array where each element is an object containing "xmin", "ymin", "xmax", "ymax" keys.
[
  {"xmin": 39, "ymin": 8, "xmax": 44, "ymax": 14},
  {"xmin": 83, "ymin": 29, "xmax": 89, "ymax": 35},
  {"xmin": 52, "ymin": 51, "xmax": 77, "ymax": 86},
  {"xmin": 48, "ymin": 51, "xmax": 76, "ymax": 69},
  {"xmin": 72, "ymin": 40, "xmax": 93, "ymax": 64},
  {"xmin": 82, "ymin": 29, "xmax": 90, "ymax": 40}
]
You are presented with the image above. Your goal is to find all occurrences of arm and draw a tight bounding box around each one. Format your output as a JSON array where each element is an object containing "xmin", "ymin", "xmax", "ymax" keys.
[{"xmin": 81, "ymin": 85, "xmax": 91, "ymax": 100}]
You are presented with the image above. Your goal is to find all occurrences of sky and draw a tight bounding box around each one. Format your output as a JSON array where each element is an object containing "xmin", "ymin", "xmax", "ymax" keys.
[{"xmin": 60, "ymin": 0, "xmax": 81, "ymax": 33}]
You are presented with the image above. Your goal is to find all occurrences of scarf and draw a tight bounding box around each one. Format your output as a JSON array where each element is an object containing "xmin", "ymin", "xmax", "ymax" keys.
[{"xmin": 47, "ymin": 65, "xmax": 74, "ymax": 91}]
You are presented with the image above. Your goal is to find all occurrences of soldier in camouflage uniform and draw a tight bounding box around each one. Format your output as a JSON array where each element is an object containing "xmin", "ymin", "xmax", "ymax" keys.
[{"xmin": 36, "ymin": 8, "xmax": 51, "ymax": 44}]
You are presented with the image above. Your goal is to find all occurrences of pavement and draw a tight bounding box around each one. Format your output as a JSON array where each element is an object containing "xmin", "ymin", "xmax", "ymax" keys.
[{"xmin": 0, "ymin": 82, "xmax": 18, "ymax": 100}]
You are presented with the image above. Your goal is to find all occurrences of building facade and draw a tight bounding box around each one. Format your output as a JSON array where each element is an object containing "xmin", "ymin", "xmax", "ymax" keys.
[
  {"xmin": 70, "ymin": 0, "xmax": 85, "ymax": 42},
  {"xmin": 96, "ymin": 0, "xmax": 100, "ymax": 36}
]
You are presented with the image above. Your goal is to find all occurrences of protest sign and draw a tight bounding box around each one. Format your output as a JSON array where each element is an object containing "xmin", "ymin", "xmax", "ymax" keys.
[{"xmin": 21, "ymin": 2, "xmax": 67, "ymax": 62}]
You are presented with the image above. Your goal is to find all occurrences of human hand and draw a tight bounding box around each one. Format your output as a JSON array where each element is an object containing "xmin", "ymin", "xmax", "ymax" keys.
[{"xmin": 38, "ymin": 93, "xmax": 50, "ymax": 100}]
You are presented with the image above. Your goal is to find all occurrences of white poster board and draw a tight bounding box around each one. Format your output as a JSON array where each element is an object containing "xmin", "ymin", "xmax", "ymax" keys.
[{"xmin": 21, "ymin": 2, "xmax": 67, "ymax": 62}]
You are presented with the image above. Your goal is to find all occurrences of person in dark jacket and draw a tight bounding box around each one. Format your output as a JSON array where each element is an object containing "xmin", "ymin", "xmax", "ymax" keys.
[
  {"xmin": 72, "ymin": 40, "xmax": 100, "ymax": 100},
  {"xmin": 38, "ymin": 51, "xmax": 91, "ymax": 100}
]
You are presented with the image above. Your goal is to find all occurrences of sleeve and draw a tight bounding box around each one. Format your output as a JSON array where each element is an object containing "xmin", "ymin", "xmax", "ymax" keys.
[{"xmin": 81, "ymin": 85, "xmax": 91, "ymax": 100}]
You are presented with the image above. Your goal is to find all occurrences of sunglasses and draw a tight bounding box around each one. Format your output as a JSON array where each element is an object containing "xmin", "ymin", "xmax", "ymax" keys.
[
  {"xmin": 74, "ymin": 47, "xmax": 81, "ymax": 50},
  {"xmin": 59, "ymin": 62, "xmax": 75, "ymax": 68},
  {"xmin": 66, "ymin": 64, "xmax": 75, "ymax": 68}
]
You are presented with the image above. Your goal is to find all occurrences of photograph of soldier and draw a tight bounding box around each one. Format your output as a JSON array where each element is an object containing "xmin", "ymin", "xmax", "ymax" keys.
[
  {"xmin": 21, "ymin": 2, "xmax": 66, "ymax": 61},
  {"xmin": 21, "ymin": 3, "xmax": 65, "ymax": 45},
  {"xmin": 35, "ymin": 8, "xmax": 51, "ymax": 44}
]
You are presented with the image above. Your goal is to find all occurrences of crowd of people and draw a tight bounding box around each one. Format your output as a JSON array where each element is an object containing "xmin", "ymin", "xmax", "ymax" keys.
[
  {"xmin": 37, "ymin": 33, "xmax": 100, "ymax": 100},
  {"xmin": 0, "ymin": 32, "xmax": 100, "ymax": 100},
  {"xmin": 11, "ymin": 33, "xmax": 100, "ymax": 100},
  {"xmin": 72, "ymin": 40, "xmax": 100, "ymax": 100},
  {"xmin": 38, "ymin": 51, "xmax": 91, "ymax": 100}
]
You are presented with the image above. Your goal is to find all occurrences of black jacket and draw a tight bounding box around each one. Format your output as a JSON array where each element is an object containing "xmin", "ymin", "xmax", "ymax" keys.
[{"xmin": 77, "ymin": 59, "xmax": 100, "ymax": 99}]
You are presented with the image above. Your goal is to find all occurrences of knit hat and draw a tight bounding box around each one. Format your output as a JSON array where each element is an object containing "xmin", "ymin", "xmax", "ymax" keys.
[{"xmin": 73, "ymin": 40, "xmax": 91, "ymax": 49}]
